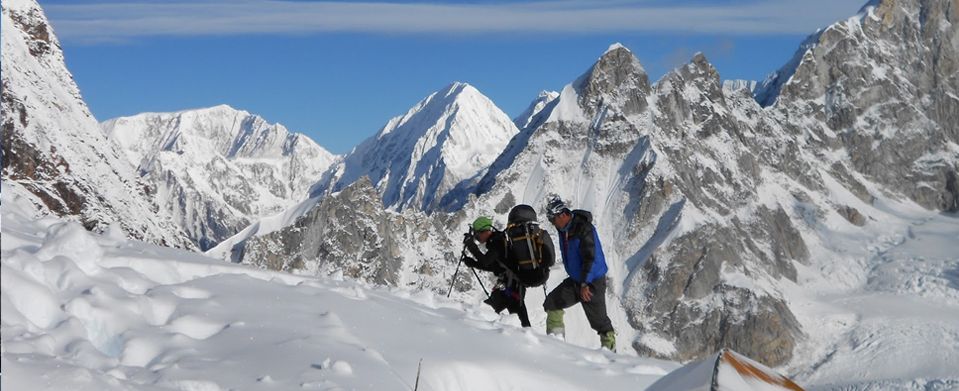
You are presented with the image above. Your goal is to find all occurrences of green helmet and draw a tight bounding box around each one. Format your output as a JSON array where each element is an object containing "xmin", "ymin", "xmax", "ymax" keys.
[{"xmin": 471, "ymin": 216, "xmax": 493, "ymax": 232}]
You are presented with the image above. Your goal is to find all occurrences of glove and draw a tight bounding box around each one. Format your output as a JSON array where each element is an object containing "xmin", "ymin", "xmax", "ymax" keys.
[
  {"xmin": 463, "ymin": 232, "xmax": 474, "ymax": 245},
  {"xmin": 462, "ymin": 256, "xmax": 479, "ymax": 268}
]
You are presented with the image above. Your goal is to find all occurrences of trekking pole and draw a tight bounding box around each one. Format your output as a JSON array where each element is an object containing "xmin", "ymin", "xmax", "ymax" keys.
[
  {"xmin": 468, "ymin": 255, "xmax": 490, "ymax": 297},
  {"xmin": 448, "ymin": 223, "xmax": 492, "ymax": 298},
  {"xmin": 447, "ymin": 226, "xmax": 473, "ymax": 298},
  {"xmin": 446, "ymin": 253, "xmax": 463, "ymax": 298}
]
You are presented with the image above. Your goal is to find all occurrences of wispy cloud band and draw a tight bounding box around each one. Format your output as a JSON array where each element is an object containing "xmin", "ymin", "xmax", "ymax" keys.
[{"xmin": 44, "ymin": 0, "xmax": 867, "ymax": 44}]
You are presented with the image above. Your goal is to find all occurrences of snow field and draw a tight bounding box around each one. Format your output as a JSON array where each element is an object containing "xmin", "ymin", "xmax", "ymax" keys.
[{"xmin": 2, "ymin": 184, "xmax": 679, "ymax": 390}]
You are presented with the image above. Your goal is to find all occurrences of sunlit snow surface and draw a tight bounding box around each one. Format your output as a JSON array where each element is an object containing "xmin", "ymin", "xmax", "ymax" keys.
[{"xmin": 1, "ymin": 183, "xmax": 678, "ymax": 390}]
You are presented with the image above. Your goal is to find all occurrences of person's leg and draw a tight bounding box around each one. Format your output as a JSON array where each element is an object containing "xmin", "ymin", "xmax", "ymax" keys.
[
  {"xmin": 517, "ymin": 286, "xmax": 531, "ymax": 327},
  {"xmin": 483, "ymin": 288, "xmax": 509, "ymax": 313},
  {"xmin": 543, "ymin": 278, "xmax": 579, "ymax": 336},
  {"xmin": 517, "ymin": 303, "xmax": 532, "ymax": 328},
  {"xmin": 581, "ymin": 277, "xmax": 615, "ymax": 350}
]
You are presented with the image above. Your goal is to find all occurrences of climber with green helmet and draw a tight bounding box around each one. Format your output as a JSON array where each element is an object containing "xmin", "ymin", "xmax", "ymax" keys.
[{"xmin": 462, "ymin": 215, "xmax": 532, "ymax": 328}]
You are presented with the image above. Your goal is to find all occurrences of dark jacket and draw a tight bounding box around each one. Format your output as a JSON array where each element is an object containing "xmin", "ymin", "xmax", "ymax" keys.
[
  {"xmin": 557, "ymin": 210, "xmax": 608, "ymax": 284},
  {"xmin": 465, "ymin": 228, "xmax": 554, "ymax": 288},
  {"xmin": 464, "ymin": 230, "xmax": 508, "ymax": 276}
]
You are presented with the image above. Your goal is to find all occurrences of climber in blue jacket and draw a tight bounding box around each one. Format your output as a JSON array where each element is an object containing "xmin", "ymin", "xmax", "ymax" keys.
[{"xmin": 543, "ymin": 197, "xmax": 615, "ymax": 351}]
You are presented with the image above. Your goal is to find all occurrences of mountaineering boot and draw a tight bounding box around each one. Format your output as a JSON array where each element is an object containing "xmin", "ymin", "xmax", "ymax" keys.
[
  {"xmin": 600, "ymin": 330, "xmax": 616, "ymax": 352},
  {"xmin": 546, "ymin": 309, "xmax": 565, "ymax": 338}
]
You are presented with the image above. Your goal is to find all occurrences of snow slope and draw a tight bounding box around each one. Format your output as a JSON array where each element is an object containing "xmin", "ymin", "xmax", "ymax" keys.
[
  {"xmin": 1, "ymin": 183, "xmax": 680, "ymax": 390},
  {"xmin": 780, "ymin": 195, "xmax": 959, "ymax": 389}
]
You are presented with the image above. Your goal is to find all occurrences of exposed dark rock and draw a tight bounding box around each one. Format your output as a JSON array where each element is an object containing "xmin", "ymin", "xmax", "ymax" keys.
[
  {"xmin": 837, "ymin": 205, "xmax": 867, "ymax": 226},
  {"xmin": 243, "ymin": 177, "xmax": 458, "ymax": 289},
  {"xmin": 769, "ymin": 0, "xmax": 958, "ymax": 212},
  {"xmin": 577, "ymin": 46, "xmax": 651, "ymax": 117},
  {"xmin": 629, "ymin": 223, "xmax": 804, "ymax": 367}
]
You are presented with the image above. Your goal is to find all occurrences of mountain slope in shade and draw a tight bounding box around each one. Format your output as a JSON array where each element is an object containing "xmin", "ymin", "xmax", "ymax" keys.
[
  {"xmin": 101, "ymin": 105, "xmax": 337, "ymax": 250},
  {"xmin": 1, "ymin": 0, "xmax": 191, "ymax": 248},
  {"xmin": 311, "ymin": 82, "xmax": 519, "ymax": 212}
]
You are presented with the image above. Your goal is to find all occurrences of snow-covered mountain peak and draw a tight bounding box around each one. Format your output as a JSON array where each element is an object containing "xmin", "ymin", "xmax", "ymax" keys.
[
  {"xmin": 378, "ymin": 81, "xmax": 520, "ymax": 182},
  {"xmin": 605, "ymin": 42, "xmax": 630, "ymax": 54},
  {"xmin": 656, "ymin": 52, "xmax": 726, "ymax": 104},
  {"xmin": 4, "ymin": 0, "xmax": 42, "ymax": 11},
  {"xmin": 4, "ymin": 0, "xmax": 60, "ymax": 62},
  {"xmin": 104, "ymin": 105, "xmax": 334, "ymax": 163},
  {"xmin": 195, "ymin": 103, "xmax": 243, "ymax": 114},
  {"xmin": 314, "ymin": 81, "xmax": 519, "ymax": 211},
  {"xmin": 755, "ymin": 0, "xmax": 958, "ymax": 211},
  {"xmin": 574, "ymin": 43, "xmax": 651, "ymax": 117},
  {"xmin": 101, "ymin": 107, "xmax": 338, "ymax": 250},
  {"xmin": 377, "ymin": 81, "xmax": 480, "ymax": 137},
  {"xmin": 721, "ymin": 79, "xmax": 758, "ymax": 96},
  {"xmin": 513, "ymin": 90, "xmax": 560, "ymax": 129},
  {"xmin": 686, "ymin": 52, "xmax": 715, "ymax": 75}
]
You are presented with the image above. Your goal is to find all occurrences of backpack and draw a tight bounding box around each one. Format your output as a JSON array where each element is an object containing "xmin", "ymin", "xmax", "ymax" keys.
[{"xmin": 503, "ymin": 205, "xmax": 555, "ymax": 287}]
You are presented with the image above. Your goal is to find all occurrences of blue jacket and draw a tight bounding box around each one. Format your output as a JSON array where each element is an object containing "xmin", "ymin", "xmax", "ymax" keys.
[{"xmin": 557, "ymin": 210, "xmax": 608, "ymax": 284}]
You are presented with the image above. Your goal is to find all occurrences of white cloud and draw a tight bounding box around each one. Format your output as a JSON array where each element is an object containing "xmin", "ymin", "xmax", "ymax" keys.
[{"xmin": 43, "ymin": 0, "xmax": 868, "ymax": 44}]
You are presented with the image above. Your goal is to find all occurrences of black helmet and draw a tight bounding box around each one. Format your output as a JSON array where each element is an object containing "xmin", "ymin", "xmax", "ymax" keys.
[
  {"xmin": 545, "ymin": 197, "xmax": 569, "ymax": 220},
  {"xmin": 508, "ymin": 204, "xmax": 537, "ymax": 223}
]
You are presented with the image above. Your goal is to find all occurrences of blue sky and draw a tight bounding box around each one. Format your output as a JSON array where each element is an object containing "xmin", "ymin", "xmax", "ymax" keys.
[{"xmin": 42, "ymin": 0, "xmax": 867, "ymax": 154}]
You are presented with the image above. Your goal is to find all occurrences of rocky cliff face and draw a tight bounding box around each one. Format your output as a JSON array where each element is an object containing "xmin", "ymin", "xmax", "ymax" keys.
[
  {"xmin": 619, "ymin": 53, "xmax": 811, "ymax": 366},
  {"xmin": 760, "ymin": 0, "xmax": 959, "ymax": 212},
  {"xmin": 1, "ymin": 0, "xmax": 191, "ymax": 248},
  {"xmin": 453, "ymin": 46, "xmax": 811, "ymax": 366},
  {"xmin": 102, "ymin": 106, "xmax": 337, "ymax": 250},
  {"xmin": 242, "ymin": 177, "xmax": 469, "ymax": 292},
  {"xmin": 627, "ymin": 0, "xmax": 959, "ymax": 361}
]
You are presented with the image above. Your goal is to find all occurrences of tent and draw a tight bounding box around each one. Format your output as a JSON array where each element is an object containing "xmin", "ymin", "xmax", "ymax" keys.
[{"xmin": 647, "ymin": 348, "xmax": 804, "ymax": 391}]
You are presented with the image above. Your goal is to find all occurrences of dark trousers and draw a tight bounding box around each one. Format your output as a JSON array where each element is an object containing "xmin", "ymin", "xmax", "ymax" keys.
[
  {"xmin": 516, "ymin": 301, "xmax": 531, "ymax": 328},
  {"xmin": 543, "ymin": 276, "xmax": 614, "ymax": 334},
  {"xmin": 484, "ymin": 285, "xmax": 532, "ymax": 327}
]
